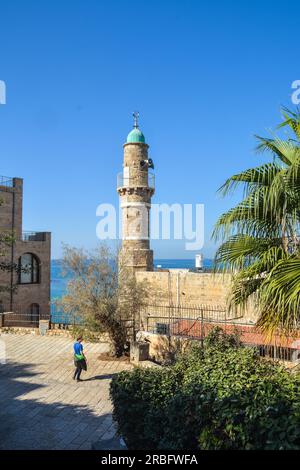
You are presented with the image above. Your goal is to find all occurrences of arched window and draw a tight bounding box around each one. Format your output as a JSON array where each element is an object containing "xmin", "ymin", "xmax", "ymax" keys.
[{"xmin": 19, "ymin": 253, "xmax": 40, "ymax": 284}]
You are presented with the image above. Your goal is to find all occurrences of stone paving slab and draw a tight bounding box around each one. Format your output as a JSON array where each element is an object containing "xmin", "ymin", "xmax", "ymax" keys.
[{"xmin": 0, "ymin": 333, "xmax": 132, "ymax": 450}]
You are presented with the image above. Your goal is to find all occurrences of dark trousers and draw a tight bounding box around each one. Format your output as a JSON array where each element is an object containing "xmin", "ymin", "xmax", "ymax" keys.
[{"xmin": 73, "ymin": 365, "xmax": 82, "ymax": 380}]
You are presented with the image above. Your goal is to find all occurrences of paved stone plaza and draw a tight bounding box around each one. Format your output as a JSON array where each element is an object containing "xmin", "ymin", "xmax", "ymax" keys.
[{"xmin": 0, "ymin": 334, "xmax": 132, "ymax": 450}]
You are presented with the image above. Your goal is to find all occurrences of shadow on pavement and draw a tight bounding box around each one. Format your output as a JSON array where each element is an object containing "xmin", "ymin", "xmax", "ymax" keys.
[
  {"xmin": 82, "ymin": 373, "xmax": 117, "ymax": 382},
  {"xmin": 0, "ymin": 361, "xmax": 116, "ymax": 450}
]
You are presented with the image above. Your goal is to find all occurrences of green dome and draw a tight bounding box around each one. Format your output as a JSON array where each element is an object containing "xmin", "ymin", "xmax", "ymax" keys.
[{"xmin": 126, "ymin": 128, "xmax": 145, "ymax": 143}]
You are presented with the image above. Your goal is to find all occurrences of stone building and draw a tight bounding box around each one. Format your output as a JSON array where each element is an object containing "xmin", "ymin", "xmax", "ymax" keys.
[
  {"xmin": 117, "ymin": 112, "xmax": 154, "ymax": 272},
  {"xmin": 0, "ymin": 175, "xmax": 51, "ymax": 324}
]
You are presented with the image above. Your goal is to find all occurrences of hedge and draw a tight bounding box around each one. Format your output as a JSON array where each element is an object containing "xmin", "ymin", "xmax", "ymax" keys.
[{"xmin": 110, "ymin": 328, "xmax": 300, "ymax": 450}]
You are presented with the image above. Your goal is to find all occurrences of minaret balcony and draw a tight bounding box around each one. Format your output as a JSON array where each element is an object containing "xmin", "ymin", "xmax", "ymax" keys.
[{"xmin": 117, "ymin": 172, "xmax": 155, "ymax": 192}]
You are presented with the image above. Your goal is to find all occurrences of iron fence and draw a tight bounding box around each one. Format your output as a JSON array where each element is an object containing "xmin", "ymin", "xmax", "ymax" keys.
[
  {"xmin": 0, "ymin": 175, "xmax": 13, "ymax": 189},
  {"xmin": 22, "ymin": 231, "xmax": 46, "ymax": 242},
  {"xmin": 0, "ymin": 303, "xmax": 49, "ymax": 327},
  {"xmin": 1, "ymin": 312, "xmax": 40, "ymax": 327},
  {"xmin": 140, "ymin": 303, "xmax": 300, "ymax": 363},
  {"xmin": 50, "ymin": 304, "xmax": 83, "ymax": 326},
  {"xmin": 258, "ymin": 344, "xmax": 300, "ymax": 362},
  {"xmin": 0, "ymin": 306, "xmax": 79, "ymax": 328},
  {"xmin": 140, "ymin": 303, "xmax": 239, "ymax": 334}
]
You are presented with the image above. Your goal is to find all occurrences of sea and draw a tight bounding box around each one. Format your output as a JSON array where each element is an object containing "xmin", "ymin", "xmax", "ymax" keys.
[{"xmin": 51, "ymin": 258, "xmax": 213, "ymax": 301}]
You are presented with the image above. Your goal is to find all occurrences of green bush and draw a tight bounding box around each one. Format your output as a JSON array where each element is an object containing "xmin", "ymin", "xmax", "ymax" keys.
[{"xmin": 110, "ymin": 328, "xmax": 300, "ymax": 450}]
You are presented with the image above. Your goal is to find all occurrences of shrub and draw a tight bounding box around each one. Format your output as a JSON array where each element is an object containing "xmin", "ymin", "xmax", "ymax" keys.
[
  {"xmin": 110, "ymin": 367, "xmax": 183, "ymax": 449},
  {"xmin": 110, "ymin": 328, "xmax": 300, "ymax": 450}
]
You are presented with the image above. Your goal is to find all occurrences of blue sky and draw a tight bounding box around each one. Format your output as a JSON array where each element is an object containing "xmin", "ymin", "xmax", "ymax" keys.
[{"xmin": 0, "ymin": 0, "xmax": 299, "ymax": 259}]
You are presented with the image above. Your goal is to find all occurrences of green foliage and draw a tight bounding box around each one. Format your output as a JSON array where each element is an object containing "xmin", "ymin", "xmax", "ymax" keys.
[
  {"xmin": 110, "ymin": 366, "xmax": 183, "ymax": 449},
  {"xmin": 57, "ymin": 243, "xmax": 149, "ymax": 356},
  {"xmin": 0, "ymin": 223, "xmax": 17, "ymax": 301},
  {"xmin": 70, "ymin": 325, "xmax": 103, "ymax": 343},
  {"xmin": 110, "ymin": 328, "xmax": 300, "ymax": 450},
  {"xmin": 213, "ymin": 107, "xmax": 300, "ymax": 334}
]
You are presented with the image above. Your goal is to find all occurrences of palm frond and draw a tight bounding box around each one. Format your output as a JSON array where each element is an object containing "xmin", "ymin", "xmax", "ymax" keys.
[
  {"xmin": 258, "ymin": 257, "xmax": 300, "ymax": 334},
  {"xmin": 278, "ymin": 107, "xmax": 300, "ymax": 141},
  {"xmin": 255, "ymin": 135, "xmax": 299, "ymax": 165},
  {"xmin": 218, "ymin": 162, "xmax": 281, "ymax": 197},
  {"xmin": 212, "ymin": 107, "xmax": 300, "ymax": 336}
]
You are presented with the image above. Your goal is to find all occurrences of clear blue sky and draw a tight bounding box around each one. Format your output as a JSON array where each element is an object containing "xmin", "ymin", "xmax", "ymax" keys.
[{"xmin": 0, "ymin": 0, "xmax": 299, "ymax": 259}]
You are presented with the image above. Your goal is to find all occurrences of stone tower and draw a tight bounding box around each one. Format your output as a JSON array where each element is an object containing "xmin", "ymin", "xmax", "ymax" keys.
[
  {"xmin": 117, "ymin": 113, "xmax": 154, "ymax": 272},
  {"xmin": 0, "ymin": 176, "xmax": 51, "ymax": 320}
]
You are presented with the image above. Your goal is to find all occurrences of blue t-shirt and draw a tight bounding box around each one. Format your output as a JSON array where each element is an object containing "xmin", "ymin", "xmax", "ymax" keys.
[{"xmin": 74, "ymin": 342, "xmax": 83, "ymax": 356}]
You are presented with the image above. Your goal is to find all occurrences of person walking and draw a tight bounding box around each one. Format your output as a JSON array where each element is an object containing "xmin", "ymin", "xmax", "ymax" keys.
[{"xmin": 73, "ymin": 336, "xmax": 87, "ymax": 382}]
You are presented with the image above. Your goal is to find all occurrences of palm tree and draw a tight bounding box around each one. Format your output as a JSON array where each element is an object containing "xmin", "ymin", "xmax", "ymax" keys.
[{"xmin": 213, "ymin": 108, "xmax": 300, "ymax": 335}]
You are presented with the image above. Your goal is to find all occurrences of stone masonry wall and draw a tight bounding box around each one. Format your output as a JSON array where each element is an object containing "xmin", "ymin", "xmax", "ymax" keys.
[
  {"xmin": 136, "ymin": 270, "xmax": 259, "ymax": 323},
  {"xmin": 0, "ymin": 177, "xmax": 51, "ymax": 318},
  {"xmin": 118, "ymin": 141, "xmax": 154, "ymax": 272},
  {"xmin": 0, "ymin": 178, "xmax": 23, "ymax": 238}
]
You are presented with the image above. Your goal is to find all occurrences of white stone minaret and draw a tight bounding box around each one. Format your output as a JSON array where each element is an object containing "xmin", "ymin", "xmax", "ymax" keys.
[{"xmin": 117, "ymin": 112, "xmax": 154, "ymax": 272}]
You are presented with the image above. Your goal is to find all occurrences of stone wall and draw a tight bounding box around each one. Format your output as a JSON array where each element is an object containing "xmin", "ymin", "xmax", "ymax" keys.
[
  {"xmin": 135, "ymin": 270, "xmax": 259, "ymax": 323},
  {"xmin": 138, "ymin": 330, "xmax": 194, "ymax": 363},
  {"xmin": 0, "ymin": 177, "xmax": 51, "ymax": 318},
  {"xmin": 11, "ymin": 234, "xmax": 51, "ymax": 316},
  {"xmin": 0, "ymin": 177, "xmax": 23, "ymax": 238}
]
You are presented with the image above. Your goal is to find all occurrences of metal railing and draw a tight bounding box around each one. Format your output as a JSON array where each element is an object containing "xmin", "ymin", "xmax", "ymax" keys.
[
  {"xmin": 1, "ymin": 312, "xmax": 40, "ymax": 327},
  {"xmin": 117, "ymin": 171, "xmax": 155, "ymax": 190},
  {"xmin": 22, "ymin": 231, "xmax": 46, "ymax": 242},
  {"xmin": 0, "ymin": 175, "xmax": 13, "ymax": 188},
  {"xmin": 140, "ymin": 303, "xmax": 300, "ymax": 363},
  {"xmin": 0, "ymin": 303, "xmax": 50, "ymax": 327},
  {"xmin": 140, "ymin": 303, "xmax": 238, "ymax": 333},
  {"xmin": 50, "ymin": 304, "xmax": 83, "ymax": 326},
  {"xmin": 258, "ymin": 344, "xmax": 300, "ymax": 362}
]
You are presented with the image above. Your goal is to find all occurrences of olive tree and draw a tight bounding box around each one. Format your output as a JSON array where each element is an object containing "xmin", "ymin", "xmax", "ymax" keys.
[
  {"xmin": 0, "ymin": 200, "xmax": 18, "ymax": 307},
  {"xmin": 58, "ymin": 244, "xmax": 149, "ymax": 356}
]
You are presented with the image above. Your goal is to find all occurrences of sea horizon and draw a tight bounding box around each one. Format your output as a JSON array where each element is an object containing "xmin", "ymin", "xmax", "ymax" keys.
[{"xmin": 51, "ymin": 258, "xmax": 214, "ymax": 301}]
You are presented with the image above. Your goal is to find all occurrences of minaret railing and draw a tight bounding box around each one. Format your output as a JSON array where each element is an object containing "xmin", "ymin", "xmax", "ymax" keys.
[{"xmin": 117, "ymin": 172, "xmax": 155, "ymax": 190}]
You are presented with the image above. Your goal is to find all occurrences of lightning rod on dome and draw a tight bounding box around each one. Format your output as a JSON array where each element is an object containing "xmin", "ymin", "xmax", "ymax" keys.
[{"xmin": 133, "ymin": 111, "xmax": 139, "ymax": 128}]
